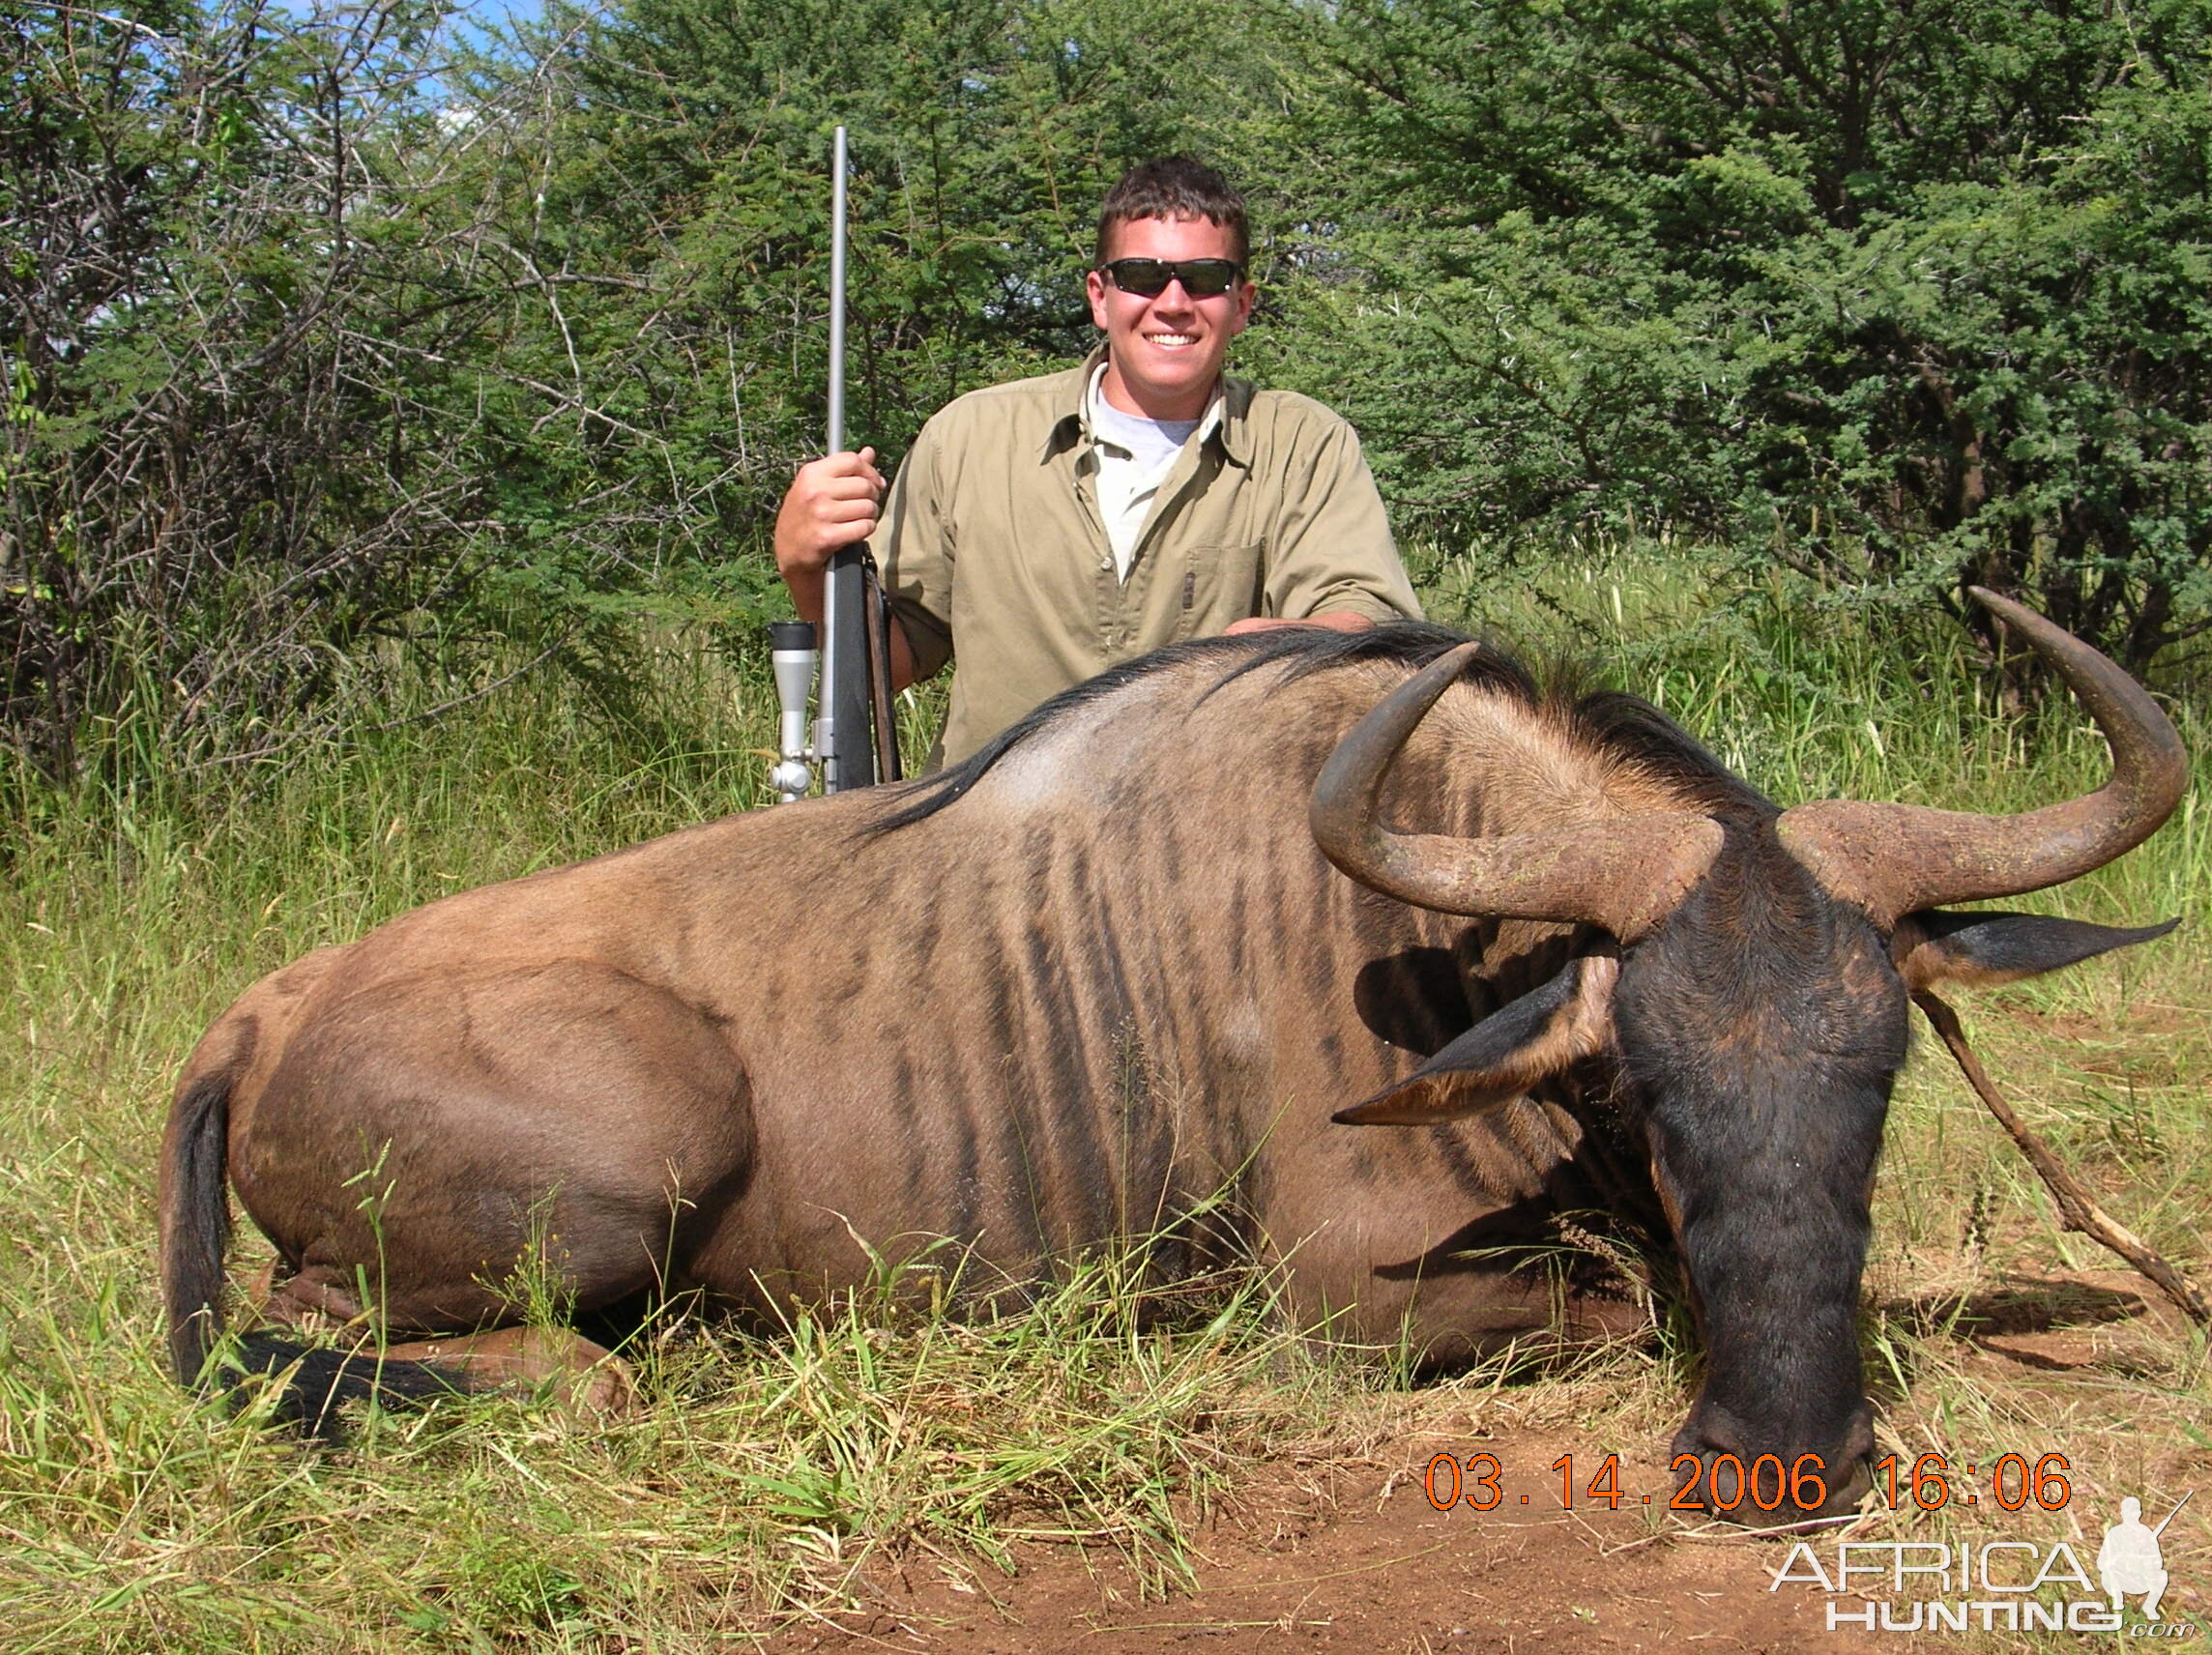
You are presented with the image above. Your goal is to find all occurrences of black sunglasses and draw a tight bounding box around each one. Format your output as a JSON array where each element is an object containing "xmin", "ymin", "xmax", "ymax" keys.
[{"xmin": 1096, "ymin": 257, "xmax": 1245, "ymax": 299}]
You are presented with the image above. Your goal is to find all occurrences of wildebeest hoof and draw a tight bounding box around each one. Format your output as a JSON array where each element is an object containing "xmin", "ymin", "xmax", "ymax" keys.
[
  {"xmin": 240, "ymin": 1260, "xmax": 284, "ymax": 1319},
  {"xmin": 249, "ymin": 1268, "xmax": 366, "ymax": 1331}
]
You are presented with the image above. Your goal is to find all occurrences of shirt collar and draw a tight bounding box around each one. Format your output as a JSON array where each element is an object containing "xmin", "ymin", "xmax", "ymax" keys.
[{"xmin": 1040, "ymin": 345, "xmax": 1248, "ymax": 467}]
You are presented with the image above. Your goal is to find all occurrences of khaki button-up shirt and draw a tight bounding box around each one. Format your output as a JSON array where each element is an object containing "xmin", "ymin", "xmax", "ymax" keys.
[{"xmin": 880, "ymin": 352, "xmax": 1422, "ymax": 766}]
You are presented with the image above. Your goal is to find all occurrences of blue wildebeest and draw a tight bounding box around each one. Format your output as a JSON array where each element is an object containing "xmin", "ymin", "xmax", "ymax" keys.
[{"xmin": 161, "ymin": 591, "xmax": 2183, "ymax": 1515}]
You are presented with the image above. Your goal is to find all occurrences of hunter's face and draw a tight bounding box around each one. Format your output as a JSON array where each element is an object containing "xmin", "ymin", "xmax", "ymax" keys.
[{"xmin": 1087, "ymin": 215, "xmax": 1254, "ymax": 422}]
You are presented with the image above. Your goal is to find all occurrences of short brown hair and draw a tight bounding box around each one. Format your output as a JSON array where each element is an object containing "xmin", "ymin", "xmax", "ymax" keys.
[{"xmin": 1093, "ymin": 156, "xmax": 1250, "ymax": 269}]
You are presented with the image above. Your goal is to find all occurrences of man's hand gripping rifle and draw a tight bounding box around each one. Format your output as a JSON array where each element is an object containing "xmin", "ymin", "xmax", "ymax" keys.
[{"xmin": 770, "ymin": 126, "xmax": 901, "ymax": 801}]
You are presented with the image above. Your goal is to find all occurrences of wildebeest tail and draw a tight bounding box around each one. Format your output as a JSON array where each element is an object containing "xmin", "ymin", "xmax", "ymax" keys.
[
  {"xmin": 160, "ymin": 1071, "xmax": 477, "ymax": 1438},
  {"xmin": 161, "ymin": 1072, "xmax": 234, "ymax": 1389},
  {"xmin": 229, "ymin": 1335, "xmax": 470, "ymax": 1442}
]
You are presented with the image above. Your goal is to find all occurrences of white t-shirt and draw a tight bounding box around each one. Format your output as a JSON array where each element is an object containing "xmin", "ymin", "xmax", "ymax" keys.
[{"xmin": 1085, "ymin": 365, "xmax": 1221, "ymax": 580}]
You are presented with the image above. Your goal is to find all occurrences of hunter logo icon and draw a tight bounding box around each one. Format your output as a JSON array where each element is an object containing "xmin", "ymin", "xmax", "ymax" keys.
[{"xmin": 2100, "ymin": 1492, "xmax": 2190, "ymax": 1620}]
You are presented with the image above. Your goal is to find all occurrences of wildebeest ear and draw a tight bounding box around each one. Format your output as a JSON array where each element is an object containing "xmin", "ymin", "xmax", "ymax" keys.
[
  {"xmin": 1895, "ymin": 910, "xmax": 2180, "ymax": 992},
  {"xmin": 1334, "ymin": 954, "xmax": 1617, "ymax": 1125}
]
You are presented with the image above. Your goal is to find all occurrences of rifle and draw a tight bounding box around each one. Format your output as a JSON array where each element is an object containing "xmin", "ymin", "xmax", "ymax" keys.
[{"xmin": 769, "ymin": 125, "xmax": 902, "ymax": 802}]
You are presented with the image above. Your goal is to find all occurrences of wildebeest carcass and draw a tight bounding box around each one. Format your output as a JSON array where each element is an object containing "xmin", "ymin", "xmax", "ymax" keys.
[{"xmin": 161, "ymin": 590, "xmax": 2183, "ymax": 1516}]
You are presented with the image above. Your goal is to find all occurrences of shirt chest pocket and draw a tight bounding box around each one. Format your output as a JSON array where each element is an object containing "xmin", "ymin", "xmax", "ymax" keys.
[{"xmin": 1169, "ymin": 541, "xmax": 1267, "ymax": 641}]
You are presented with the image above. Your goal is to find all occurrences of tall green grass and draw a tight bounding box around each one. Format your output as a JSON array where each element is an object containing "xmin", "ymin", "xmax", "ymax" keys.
[{"xmin": 0, "ymin": 558, "xmax": 2203, "ymax": 1650}]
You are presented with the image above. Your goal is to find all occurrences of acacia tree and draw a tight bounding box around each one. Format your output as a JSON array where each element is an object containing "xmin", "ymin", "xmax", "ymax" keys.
[
  {"xmin": 0, "ymin": 0, "xmax": 1270, "ymax": 780},
  {"xmin": 449, "ymin": 0, "xmax": 1255, "ymax": 633},
  {"xmin": 14, "ymin": 0, "xmax": 2197, "ymax": 788},
  {"xmin": 0, "ymin": 0, "xmax": 509, "ymax": 779},
  {"xmin": 1270, "ymin": 0, "xmax": 2212, "ymax": 666}
]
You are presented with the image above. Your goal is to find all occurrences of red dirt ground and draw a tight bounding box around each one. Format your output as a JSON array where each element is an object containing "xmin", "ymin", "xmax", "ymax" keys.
[
  {"xmin": 762, "ymin": 1272, "xmax": 2208, "ymax": 1655},
  {"xmin": 766, "ymin": 1431, "xmax": 1891, "ymax": 1653}
]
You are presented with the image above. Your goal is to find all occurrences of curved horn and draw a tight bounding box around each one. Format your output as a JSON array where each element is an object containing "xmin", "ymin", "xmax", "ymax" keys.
[
  {"xmin": 1310, "ymin": 644, "xmax": 1724, "ymax": 943},
  {"xmin": 1777, "ymin": 588, "xmax": 2188, "ymax": 926}
]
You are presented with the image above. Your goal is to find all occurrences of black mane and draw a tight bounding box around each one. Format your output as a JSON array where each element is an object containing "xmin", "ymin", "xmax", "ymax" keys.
[
  {"xmin": 1571, "ymin": 686, "xmax": 1775, "ymax": 818},
  {"xmin": 868, "ymin": 621, "xmax": 1769, "ymax": 835}
]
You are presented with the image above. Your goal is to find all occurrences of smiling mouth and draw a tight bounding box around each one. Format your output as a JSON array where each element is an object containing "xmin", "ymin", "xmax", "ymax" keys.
[{"xmin": 1147, "ymin": 332, "xmax": 1200, "ymax": 347}]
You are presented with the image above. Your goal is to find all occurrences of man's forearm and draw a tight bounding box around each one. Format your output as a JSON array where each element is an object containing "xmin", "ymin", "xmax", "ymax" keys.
[
  {"xmin": 786, "ymin": 566, "xmax": 923, "ymax": 692},
  {"xmin": 784, "ymin": 566, "xmax": 828, "ymax": 629},
  {"xmin": 883, "ymin": 614, "xmax": 919, "ymax": 691}
]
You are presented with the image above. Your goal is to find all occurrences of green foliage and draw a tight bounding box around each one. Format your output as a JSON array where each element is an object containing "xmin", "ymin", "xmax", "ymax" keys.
[
  {"xmin": 1271, "ymin": 0, "xmax": 2212, "ymax": 666},
  {"xmin": 7, "ymin": 0, "xmax": 2210, "ymax": 785},
  {"xmin": 0, "ymin": 0, "xmax": 514, "ymax": 780},
  {"xmin": 451, "ymin": 0, "xmax": 1251, "ymax": 618}
]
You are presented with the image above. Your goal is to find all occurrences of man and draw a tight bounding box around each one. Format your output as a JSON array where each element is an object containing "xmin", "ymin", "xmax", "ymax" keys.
[
  {"xmin": 2098, "ymin": 1496, "xmax": 2172, "ymax": 1619},
  {"xmin": 773, "ymin": 156, "xmax": 1421, "ymax": 766}
]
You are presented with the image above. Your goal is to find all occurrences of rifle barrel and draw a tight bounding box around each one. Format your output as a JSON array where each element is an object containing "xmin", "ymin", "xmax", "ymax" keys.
[
  {"xmin": 2151, "ymin": 1490, "xmax": 2192, "ymax": 1537},
  {"xmin": 827, "ymin": 126, "xmax": 848, "ymax": 455},
  {"xmin": 815, "ymin": 127, "xmax": 876, "ymax": 791}
]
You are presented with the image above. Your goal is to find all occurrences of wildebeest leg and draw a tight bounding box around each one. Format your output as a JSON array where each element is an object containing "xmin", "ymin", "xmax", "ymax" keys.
[
  {"xmin": 234, "ymin": 962, "xmax": 753, "ymax": 1338},
  {"xmin": 375, "ymin": 1327, "xmax": 636, "ymax": 1417},
  {"xmin": 1291, "ymin": 1227, "xmax": 1649, "ymax": 1367},
  {"xmin": 1276, "ymin": 1100, "xmax": 1654, "ymax": 1364}
]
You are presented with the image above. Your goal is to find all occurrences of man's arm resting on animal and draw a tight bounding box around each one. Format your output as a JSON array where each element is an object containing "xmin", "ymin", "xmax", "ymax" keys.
[
  {"xmin": 1228, "ymin": 573, "xmax": 1416, "ymax": 637},
  {"xmin": 1253, "ymin": 409, "xmax": 1424, "ymax": 631},
  {"xmin": 773, "ymin": 448, "xmax": 925, "ymax": 693}
]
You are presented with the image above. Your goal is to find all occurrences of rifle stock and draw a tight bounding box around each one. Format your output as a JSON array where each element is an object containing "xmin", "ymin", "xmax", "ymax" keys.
[{"xmin": 817, "ymin": 543, "xmax": 877, "ymax": 792}]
